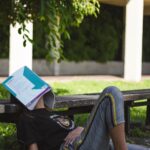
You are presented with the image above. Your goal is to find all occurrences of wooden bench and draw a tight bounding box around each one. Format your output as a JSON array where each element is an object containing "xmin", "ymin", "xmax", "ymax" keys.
[{"xmin": 0, "ymin": 89, "xmax": 150, "ymax": 134}]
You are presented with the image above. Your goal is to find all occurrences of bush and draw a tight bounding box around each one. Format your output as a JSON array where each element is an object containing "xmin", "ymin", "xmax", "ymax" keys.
[
  {"xmin": 0, "ymin": 123, "xmax": 19, "ymax": 150},
  {"xmin": 0, "ymin": 84, "xmax": 9, "ymax": 99},
  {"xmin": 63, "ymin": 4, "xmax": 123, "ymax": 62},
  {"xmin": 33, "ymin": 21, "xmax": 49, "ymax": 59}
]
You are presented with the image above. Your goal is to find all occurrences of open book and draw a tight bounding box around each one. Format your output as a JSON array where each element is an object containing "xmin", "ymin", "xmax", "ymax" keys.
[{"xmin": 2, "ymin": 66, "xmax": 55, "ymax": 110}]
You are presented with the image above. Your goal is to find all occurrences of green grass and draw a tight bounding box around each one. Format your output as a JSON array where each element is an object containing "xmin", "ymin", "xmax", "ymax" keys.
[
  {"xmin": 130, "ymin": 106, "xmax": 146, "ymax": 123},
  {"xmin": 51, "ymin": 79, "xmax": 150, "ymax": 95},
  {"xmin": 0, "ymin": 79, "xmax": 150, "ymax": 148}
]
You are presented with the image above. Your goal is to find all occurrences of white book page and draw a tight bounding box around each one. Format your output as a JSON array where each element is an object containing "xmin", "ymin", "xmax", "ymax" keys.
[{"xmin": 5, "ymin": 72, "xmax": 48, "ymax": 106}]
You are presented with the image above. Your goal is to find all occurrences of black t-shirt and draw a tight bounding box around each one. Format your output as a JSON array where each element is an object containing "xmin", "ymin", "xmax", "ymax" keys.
[{"xmin": 16, "ymin": 109, "xmax": 75, "ymax": 150}]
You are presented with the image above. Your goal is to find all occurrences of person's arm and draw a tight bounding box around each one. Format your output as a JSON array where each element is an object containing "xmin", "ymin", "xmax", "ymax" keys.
[
  {"xmin": 64, "ymin": 126, "xmax": 84, "ymax": 147},
  {"xmin": 28, "ymin": 143, "xmax": 38, "ymax": 150},
  {"xmin": 109, "ymin": 123, "xmax": 128, "ymax": 150}
]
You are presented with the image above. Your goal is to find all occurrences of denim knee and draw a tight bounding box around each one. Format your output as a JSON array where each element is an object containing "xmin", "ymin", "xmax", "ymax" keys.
[
  {"xmin": 102, "ymin": 86, "xmax": 125, "ymax": 128},
  {"xmin": 102, "ymin": 86, "xmax": 124, "ymax": 107}
]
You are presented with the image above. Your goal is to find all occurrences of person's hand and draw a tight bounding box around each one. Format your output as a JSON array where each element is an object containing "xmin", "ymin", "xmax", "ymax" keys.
[{"xmin": 64, "ymin": 126, "xmax": 84, "ymax": 147}]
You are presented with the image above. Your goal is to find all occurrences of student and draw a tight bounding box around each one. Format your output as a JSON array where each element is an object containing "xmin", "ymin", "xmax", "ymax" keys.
[{"xmin": 16, "ymin": 86, "xmax": 149, "ymax": 150}]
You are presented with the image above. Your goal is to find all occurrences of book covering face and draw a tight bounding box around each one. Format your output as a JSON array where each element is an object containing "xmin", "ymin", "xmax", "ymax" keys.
[{"xmin": 2, "ymin": 66, "xmax": 55, "ymax": 110}]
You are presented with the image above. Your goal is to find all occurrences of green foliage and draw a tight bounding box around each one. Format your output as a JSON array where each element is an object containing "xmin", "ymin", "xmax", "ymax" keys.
[
  {"xmin": 33, "ymin": 21, "xmax": 48, "ymax": 58},
  {"xmin": 75, "ymin": 114, "xmax": 89, "ymax": 126},
  {"xmin": 0, "ymin": 123, "xmax": 19, "ymax": 150},
  {"xmin": 1, "ymin": 2, "xmax": 150, "ymax": 62},
  {"xmin": 63, "ymin": 4, "xmax": 123, "ymax": 62},
  {"xmin": 0, "ymin": 84, "xmax": 9, "ymax": 99},
  {"xmin": 130, "ymin": 106, "xmax": 146, "ymax": 123},
  {"xmin": 0, "ymin": 123, "xmax": 16, "ymax": 137},
  {"xmin": 6, "ymin": 0, "xmax": 100, "ymax": 61}
]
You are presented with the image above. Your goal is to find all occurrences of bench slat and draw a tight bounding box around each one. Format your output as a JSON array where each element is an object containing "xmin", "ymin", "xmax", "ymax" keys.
[{"xmin": 1, "ymin": 89, "xmax": 150, "ymax": 113}]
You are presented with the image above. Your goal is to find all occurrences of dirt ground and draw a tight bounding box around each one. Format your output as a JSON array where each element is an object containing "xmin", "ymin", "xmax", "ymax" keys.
[
  {"xmin": 127, "ymin": 125, "xmax": 150, "ymax": 148},
  {"xmin": 1, "ymin": 75, "xmax": 150, "ymax": 83},
  {"xmin": 127, "ymin": 136, "xmax": 150, "ymax": 148}
]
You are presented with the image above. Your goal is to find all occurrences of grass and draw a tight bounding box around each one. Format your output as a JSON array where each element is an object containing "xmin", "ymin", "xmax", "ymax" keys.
[
  {"xmin": 51, "ymin": 79, "xmax": 150, "ymax": 95},
  {"xmin": 0, "ymin": 78, "xmax": 150, "ymax": 148},
  {"xmin": 130, "ymin": 106, "xmax": 146, "ymax": 123}
]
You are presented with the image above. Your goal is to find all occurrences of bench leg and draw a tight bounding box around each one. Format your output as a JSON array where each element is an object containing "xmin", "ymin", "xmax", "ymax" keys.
[
  {"xmin": 145, "ymin": 99, "xmax": 150, "ymax": 126},
  {"xmin": 124, "ymin": 101, "xmax": 132, "ymax": 135}
]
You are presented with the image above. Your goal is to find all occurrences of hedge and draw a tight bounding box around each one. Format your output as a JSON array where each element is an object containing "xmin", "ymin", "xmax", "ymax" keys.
[{"xmin": 63, "ymin": 4, "xmax": 123, "ymax": 62}]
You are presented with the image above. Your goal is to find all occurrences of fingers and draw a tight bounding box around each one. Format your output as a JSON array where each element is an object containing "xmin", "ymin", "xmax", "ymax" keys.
[
  {"xmin": 64, "ymin": 132, "xmax": 76, "ymax": 147},
  {"xmin": 63, "ymin": 127, "xmax": 84, "ymax": 147}
]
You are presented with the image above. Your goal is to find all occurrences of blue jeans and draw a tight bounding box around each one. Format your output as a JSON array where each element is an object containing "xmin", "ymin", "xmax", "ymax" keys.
[{"xmin": 60, "ymin": 86, "xmax": 149, "ymax": 150}]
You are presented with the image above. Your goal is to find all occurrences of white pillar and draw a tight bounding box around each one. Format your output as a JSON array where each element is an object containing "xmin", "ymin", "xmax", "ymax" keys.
[
  {"xmin": 124, "ymin": 0, "xmax": 144, "ymax": 82},
  {"xmin": 53, "ymin": 60, "xmax": 60, "ymax": 76},
  {"xmin": 9, "ymin": 22, "xmax": 33, "ymax": 75}
]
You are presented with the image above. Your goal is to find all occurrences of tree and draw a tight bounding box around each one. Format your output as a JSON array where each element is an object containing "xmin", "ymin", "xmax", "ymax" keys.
[{"xmin": 5, "ymin": 0, "xmax": 100, "ymax": 61}]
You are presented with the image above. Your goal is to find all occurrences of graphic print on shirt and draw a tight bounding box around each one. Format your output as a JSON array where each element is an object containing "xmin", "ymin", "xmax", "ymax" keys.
[{"xmin": 50, "ymin": 115, "xmax": 75, "ymax": 130}]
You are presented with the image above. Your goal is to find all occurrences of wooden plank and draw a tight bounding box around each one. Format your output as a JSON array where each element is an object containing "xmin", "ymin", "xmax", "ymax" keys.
[
  {"xmin": 124, "ymin": 101, "xmax": 132, "ymax": 134},
  {"xmin": 0, "ymin": 100, "xmax": 21, "ymax": 113},
  {"xmin": 129, "ymin": 101, "xmax": 150, "ymax": 107},
  {"xmin": 55, "ymin": 91, "xmax": 150, "ymax": 108}
]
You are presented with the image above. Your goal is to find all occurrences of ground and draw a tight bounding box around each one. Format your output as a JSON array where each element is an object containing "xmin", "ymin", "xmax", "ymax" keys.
[
  {"xmin": 127, "ymin": 125, "xmax": 150, "ymax": 148},
  {"xmin": 127, "ymin": 136, "xmax": 150, "ymax": 147}
]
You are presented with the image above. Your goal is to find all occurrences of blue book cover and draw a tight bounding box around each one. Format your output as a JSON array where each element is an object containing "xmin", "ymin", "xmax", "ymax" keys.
[{"xmin": 2, "ymin": 66, "xmax": 55, "ymax": 110}]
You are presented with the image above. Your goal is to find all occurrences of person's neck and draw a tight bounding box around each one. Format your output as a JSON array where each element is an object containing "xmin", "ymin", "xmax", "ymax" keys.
[
  {"xmin": 35, "ymin": 103, "xmax": 45, "ymax": 109},
  {"xmin": 34, "ymin": 97, "xmax": 45, "ymax": 109}
]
